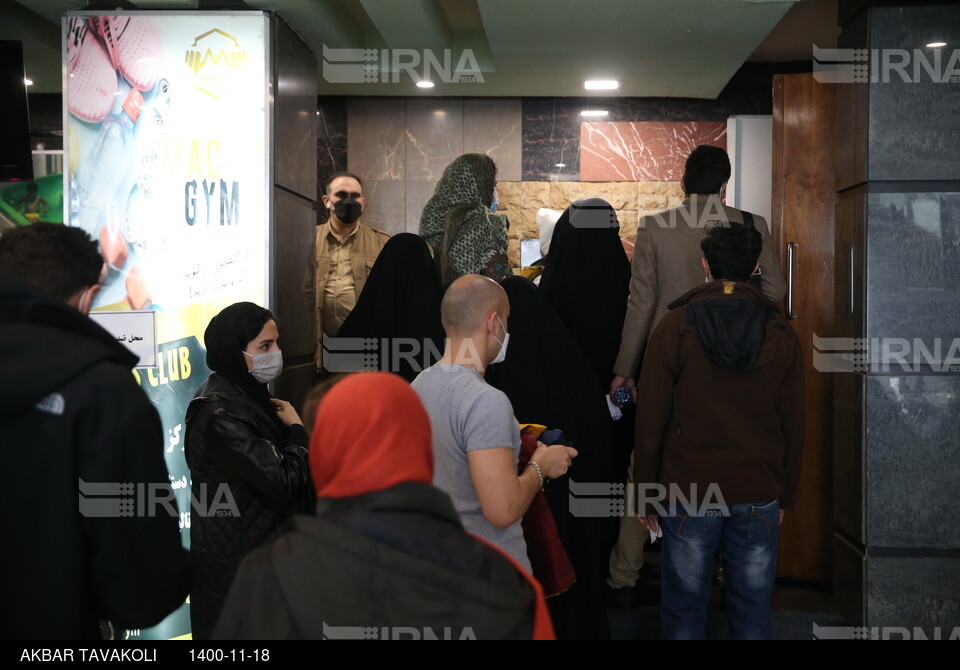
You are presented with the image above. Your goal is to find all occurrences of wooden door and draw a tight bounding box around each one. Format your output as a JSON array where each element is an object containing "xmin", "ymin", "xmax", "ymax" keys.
[{"xmin": 772, "ymin": 73, "xmax": 837, "ymax": 584}]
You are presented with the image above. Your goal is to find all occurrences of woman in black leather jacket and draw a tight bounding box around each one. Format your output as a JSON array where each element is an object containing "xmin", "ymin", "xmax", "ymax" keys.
[{"xmin": 184, "ymin": 302, "xmax": 312, "ymax": 640}]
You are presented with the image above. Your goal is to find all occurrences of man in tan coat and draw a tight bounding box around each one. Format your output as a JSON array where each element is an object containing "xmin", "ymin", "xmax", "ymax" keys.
[
  {"xmin": 606, "ymin": 145, "xmax": 787, "ymax": 603},
  {"xmin": 303, "ymin": 172, "xmax": 390, "ymax": 373}
]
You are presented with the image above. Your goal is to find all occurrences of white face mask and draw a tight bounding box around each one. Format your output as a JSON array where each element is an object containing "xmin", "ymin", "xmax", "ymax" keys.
[
  {"xmin": 490, "ymin": 315, "xmax": 509, "ymax": 365},
  {"xmin": 244, "ymin": 349, "xmax": 283, "ymax": 384}
]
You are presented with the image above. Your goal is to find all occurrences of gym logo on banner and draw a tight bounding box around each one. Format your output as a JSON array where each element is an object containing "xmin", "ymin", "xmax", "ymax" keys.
[{"xmin": 184, "ymin": 28, "xmax": 249, "ymax": 97}]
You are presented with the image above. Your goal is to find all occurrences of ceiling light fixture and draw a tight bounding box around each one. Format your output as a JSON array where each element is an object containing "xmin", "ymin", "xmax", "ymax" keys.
[
  {"xmin": 24, "ymin": 78, "xmax": 33, "ymax": 86},
  {"xmin": 416, "ymin": 81, "xmax": 435, "ymax": 89},
  {"xmin": 927, "ymin": 41, "xmax": 947, "ymax": 48},
  {"xmin": 555, "ymin": 163, "xmax": 567, "ymax": 168},
  {"xmin": 580, "ymin": 110, "xmax": 609, "ymax": 117},
  {"xmin": 584, "ymin": 80, "xmax": 619, "ymax": 90}
]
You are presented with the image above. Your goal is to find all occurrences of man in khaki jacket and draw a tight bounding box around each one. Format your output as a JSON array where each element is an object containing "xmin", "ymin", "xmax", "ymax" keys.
[
  {"xmin": 303, "ymin": 172, "xmax": 390, "ymax": 373},
  {"xmin": 606, "ymin": 145, "xmax": 786, "ymax": 604}
]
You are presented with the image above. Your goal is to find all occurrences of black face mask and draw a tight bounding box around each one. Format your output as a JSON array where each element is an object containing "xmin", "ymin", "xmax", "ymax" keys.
[{"xmin": 333, "ymin": 198, "xmax": 362, "ymax": 224}]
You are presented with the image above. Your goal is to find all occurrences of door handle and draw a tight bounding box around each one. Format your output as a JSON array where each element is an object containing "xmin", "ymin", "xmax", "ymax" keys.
[
  {"xmin": 787, "ymin": 242, "xmax": 797, "ymax": 320},
  {"xmin": 848, "ymin": 243, "xmax": 856, "ymax": 318}
]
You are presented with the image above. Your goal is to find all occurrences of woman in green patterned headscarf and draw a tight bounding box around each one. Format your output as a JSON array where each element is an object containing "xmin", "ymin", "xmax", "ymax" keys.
[{"xmin": 419, "ymin": 153, "xmax": 512, "ymax": 287}]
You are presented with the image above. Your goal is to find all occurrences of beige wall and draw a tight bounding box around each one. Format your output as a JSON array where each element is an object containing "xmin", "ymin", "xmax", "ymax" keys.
[{"xmin": 496, "ymin": 181, "xmax": 686, "ymax": 266}]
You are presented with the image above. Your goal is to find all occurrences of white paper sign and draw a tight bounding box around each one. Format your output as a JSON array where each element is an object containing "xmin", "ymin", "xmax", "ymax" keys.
[{"xmin": 89, "ymin": 310, "xmax": 158, "ymax": 368}]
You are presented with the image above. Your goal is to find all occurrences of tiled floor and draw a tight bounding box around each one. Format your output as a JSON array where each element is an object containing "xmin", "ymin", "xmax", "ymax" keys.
[{"xmin": 607, "ymin": 551, "xmax": 846, "ymax": 640}]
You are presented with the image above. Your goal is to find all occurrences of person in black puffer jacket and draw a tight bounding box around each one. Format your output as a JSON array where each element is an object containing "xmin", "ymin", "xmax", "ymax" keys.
[{"xmin": 184, "ymin": 302, "xmax": 312, "ymax": 640}]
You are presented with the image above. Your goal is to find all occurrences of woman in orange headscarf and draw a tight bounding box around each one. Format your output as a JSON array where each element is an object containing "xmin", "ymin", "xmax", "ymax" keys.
[{"xmin": 214, "ymin": 372, "xmax": 554, "ymax": 640}]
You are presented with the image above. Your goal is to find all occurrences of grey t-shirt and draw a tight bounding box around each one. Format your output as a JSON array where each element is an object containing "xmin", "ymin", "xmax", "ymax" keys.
[{"xmin": 411, "ymin": 363, "xmax": 530, "ymax": 572}]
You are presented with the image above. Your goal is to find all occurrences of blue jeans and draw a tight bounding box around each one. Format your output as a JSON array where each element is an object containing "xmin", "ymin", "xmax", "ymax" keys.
[{"xmin": 659, "ymin": 499, "xmax": 779, "ymax": 640}]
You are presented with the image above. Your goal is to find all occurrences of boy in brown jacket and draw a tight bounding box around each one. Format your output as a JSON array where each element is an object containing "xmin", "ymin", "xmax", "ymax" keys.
[{"xmin": 634, "ymin": 223, "xmax": 804, "ymax": 640}]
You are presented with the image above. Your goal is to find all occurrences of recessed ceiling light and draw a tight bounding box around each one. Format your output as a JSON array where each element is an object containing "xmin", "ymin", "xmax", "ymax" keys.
[
  {"xmin": 927, "ymin": 41, "xmax": 947, "ymax": 48},
  {"xmin": 580, "ymin": 110, "xmax": 609, "ymax": 117},
  {"xmin": 555, "ymin": 163, "xmax": 567, "ymax": 168},
  {"xmin": 23, "ymin": 78, "xmax": 33, "ymax": 86},
  {"xmin": 416, "ymin": 81, "xmax": 435, "ymax": 89},
  {"xmin": 584, "ymin": 80, "xmax": 619, "ymax": 90}
]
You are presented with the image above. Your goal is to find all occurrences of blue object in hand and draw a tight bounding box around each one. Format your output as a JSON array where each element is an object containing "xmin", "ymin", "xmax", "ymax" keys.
[{"xmin": 613, "ymin": 387, "xmax": 633, "ymax": 406}]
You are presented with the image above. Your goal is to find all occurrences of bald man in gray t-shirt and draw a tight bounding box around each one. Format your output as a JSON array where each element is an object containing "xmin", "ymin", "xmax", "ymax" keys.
[
  {"xmin": 412, "ymin": 275, "xmax": 576, "ymax": 574},
  {"xmin": 412, "ymin": 363, "xmax": 528, "ymax": 570}
]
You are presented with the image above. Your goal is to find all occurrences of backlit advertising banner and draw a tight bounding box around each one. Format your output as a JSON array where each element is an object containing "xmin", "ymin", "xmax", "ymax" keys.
[{"xmin": 64, "ymin": 10, "xmax": 271, "ymax": 640}]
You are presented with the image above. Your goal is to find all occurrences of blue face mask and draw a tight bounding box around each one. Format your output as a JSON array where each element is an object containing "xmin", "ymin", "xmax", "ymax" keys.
[{"xmin": 490, "ymin": 189, "xmax": 499, "ymax": 213}]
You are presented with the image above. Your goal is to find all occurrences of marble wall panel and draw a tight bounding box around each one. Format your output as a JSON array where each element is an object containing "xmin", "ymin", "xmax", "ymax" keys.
[
  {"xmin": 347, "ymin": 98, "xmax": 405, "ymax": 182},
  {"xmin": 581, "ymin": 121, "xmax": 727, "ymax": 182},
  {"xmin": 317, "ymin": 96, "xmax": 348, "ymax": 190},
  {"xmin": 464, "ymin": 99, "xmax": 522, "ymax": 182},
  {"xmin": 359, "ymin": 180, "xmax": 405, "ymax": 236},
  {"xmin": 405, "ymin": 99, "xmax": 464, "ymax": 182}
]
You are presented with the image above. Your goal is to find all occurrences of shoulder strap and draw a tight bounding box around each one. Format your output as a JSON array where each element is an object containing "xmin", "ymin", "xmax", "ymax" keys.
[{"xmin": 739, "ymin": 211, "xmax": 763, "ymax": 289}]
